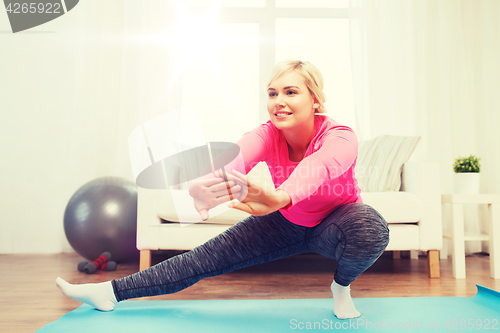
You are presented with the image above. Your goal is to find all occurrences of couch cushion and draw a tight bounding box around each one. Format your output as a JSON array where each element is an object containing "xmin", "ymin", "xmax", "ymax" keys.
[
  {"xmin": 355, "ymin": 135, "xmax": 420, "ymax": 192},
  {"xmin": 361, "ymin": 192, "xmax": 421, "ymax": 223},
  {"xmin": 158, "ymin": 190, "xmax": 420, "ymax": 225}
]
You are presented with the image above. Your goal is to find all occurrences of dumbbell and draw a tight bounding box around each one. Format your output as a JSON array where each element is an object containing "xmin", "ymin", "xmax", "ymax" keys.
[
  {"xmin": 77, "ymin": 252, "xmax": 115, "ymax": 274},
  {"xmin": 77, "ymin": 260, "xmax": 117, "ymax": 273}
]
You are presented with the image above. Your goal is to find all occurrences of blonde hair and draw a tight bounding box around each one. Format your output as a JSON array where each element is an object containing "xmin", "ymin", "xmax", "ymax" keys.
[{"xmin": 266, "ymin": 60, "xmax": 326, "ymax": 113}]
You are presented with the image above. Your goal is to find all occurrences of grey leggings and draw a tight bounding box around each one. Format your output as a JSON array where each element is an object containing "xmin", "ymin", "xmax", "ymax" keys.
[{"xmin": 112, "ymin": 203, "xmax": 389, "ymax": 302}]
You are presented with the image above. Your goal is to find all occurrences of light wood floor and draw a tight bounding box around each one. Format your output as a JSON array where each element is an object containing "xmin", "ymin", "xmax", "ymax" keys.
[{"xmin": 1, "ymin": 251, "xmax": 499, "ymax": 332}]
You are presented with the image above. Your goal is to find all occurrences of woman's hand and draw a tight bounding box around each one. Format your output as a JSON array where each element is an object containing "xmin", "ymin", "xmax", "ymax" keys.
[
  {"xmin": 188, "ymin": 171, "xmax": 242, "ymax": 221},
  {"xmin": 226, "ymin": 170, "xmax": 291, "ymax": 216}
]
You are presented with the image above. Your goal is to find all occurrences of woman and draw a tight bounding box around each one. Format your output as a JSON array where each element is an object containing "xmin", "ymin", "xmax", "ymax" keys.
[{"xmin": 57, "ymin": 60, "xmax": 389, "ymax": 320}]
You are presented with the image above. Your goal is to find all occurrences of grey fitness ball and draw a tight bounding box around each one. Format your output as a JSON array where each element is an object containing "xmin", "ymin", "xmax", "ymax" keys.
[{"xmin": 64, "ymin": 177, "xmax": 139, "ymax": 262}]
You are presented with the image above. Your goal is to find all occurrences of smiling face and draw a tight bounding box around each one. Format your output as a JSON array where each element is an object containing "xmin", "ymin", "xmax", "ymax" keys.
[{"xmin": 267, "ymin": 70, "xmax": 320, "ymax": 131}]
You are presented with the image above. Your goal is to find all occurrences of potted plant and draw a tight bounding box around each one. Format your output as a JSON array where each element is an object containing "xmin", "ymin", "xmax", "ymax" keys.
[{"xmin": 453, "ymin": 154, "xmax": 481, "ymax": 194}]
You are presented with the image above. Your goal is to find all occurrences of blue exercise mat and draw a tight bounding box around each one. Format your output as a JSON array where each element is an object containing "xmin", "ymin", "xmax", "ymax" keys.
[{"xmin": 38, "ymin": 285, "xmax": 499, "ymax": 332}]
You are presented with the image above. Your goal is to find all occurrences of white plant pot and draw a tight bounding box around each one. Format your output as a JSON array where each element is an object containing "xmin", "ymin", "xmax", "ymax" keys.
[{"xmin": 454, "ymin": 173, "xmax": 480, "ymax": 194}]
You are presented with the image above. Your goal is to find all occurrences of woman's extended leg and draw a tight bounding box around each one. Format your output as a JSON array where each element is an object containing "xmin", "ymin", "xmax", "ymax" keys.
[
  {"xmin": 57, "ymin": 211, "xmax": 310, "ymax": 310},
  {"xmin": 306, "ymin": 203, "xmax": 390, "ymax": 319}
]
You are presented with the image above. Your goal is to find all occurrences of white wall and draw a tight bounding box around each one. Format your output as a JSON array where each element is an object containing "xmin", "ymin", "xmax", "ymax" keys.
[
  {"xmin": 1, "ymin": 6, "xmax": 80, "ymax": 253},
  {"xmin": 0, "ymin": 1, "xmax": 261, "ymax": 254}
]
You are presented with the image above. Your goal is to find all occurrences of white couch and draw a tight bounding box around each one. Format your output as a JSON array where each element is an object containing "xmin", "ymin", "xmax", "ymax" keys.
[{"xmin": 136, "ymin": 160, "xmax": 442, "ymax": 278}]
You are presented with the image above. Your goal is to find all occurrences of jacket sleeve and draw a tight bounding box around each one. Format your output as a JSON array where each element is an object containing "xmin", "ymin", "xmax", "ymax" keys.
[
  {"xmin": 234, "ymin": 131, "xmax": 271, "ymax": 174},
  {"xmin": 277, "ymin": 126, "xmax": 358, "ymax": 207}
]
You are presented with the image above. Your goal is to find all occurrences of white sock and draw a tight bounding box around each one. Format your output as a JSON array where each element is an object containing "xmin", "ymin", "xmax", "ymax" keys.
[
  {"xmin": 331, "ymin": 280, "xmax": 361, "ymax": 319},
  {"xmin": 56, "ymin": 277, "xmax": 117, "ymax": 311}
]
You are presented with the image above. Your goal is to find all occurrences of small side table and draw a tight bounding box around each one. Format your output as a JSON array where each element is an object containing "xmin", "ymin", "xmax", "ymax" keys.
[{"xmin": 441, "ymin": 194, "xmax": 500, "ymax": 279}]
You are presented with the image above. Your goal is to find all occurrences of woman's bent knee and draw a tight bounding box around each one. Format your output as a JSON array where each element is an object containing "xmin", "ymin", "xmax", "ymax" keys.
[{"xmin": 339, "ymin": 203, "xmax": 390, "ymax": 254}]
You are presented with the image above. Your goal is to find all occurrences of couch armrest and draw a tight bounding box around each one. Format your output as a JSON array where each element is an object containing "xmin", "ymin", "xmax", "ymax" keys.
[
  {"xmin": 401, "ymin": 161, "xmax": 442, "ymax": 250},
  {"xmin": 136, "ymin": 187, "xmax": 163, "ymax": 251}
]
